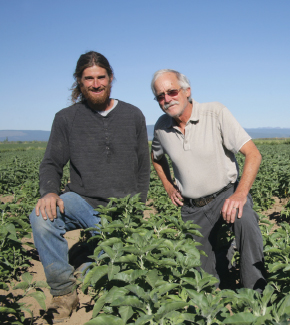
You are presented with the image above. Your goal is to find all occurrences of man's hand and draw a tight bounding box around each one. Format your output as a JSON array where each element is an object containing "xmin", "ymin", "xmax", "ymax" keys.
[
  {"xmin": 221, "ymin": 192, "xmax": 247, "ymax": 223},
  {"xmin": 36, "ymin": 193, "xmax": 64, "ymax": 221},
  {"xmin": 166, "ymin": 185, "xmax": 183, "ymax": 207},
  {"xmin": 151, "ymin": 152, "xmax": 183, "ymax": 207},
  {"xmin": 221, "ymin": 140, "xmax": 261, "ymax": 224}
]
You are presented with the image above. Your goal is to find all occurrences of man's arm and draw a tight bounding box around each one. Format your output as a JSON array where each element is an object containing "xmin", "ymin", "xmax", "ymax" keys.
[
  {"xmin": 221, "ymin": 140, "xmax": 261, "ymax": 223},
  {"xmin": 151, "ymin": 152, "xmax": 183, "ymax": 206},
  {"xmin": 36, "ymin": 114, "xmax": 70, "ymax": 221}
]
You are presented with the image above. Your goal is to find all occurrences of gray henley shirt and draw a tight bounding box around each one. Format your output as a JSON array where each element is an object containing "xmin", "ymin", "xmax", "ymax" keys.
[{"xmin": 40, "ymin": 100, "xmax": 150, "ymax": 208}]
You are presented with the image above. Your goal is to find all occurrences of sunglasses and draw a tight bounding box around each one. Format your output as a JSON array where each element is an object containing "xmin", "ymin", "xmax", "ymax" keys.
[{"xmin": 154, "ymin": 88, "xmax": 182, "ymax": 102}]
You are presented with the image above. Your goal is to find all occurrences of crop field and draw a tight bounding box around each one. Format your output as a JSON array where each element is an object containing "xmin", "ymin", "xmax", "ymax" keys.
[{"xmin": 1, "ymin": 141, "xmax": 290, "ymax": 324}]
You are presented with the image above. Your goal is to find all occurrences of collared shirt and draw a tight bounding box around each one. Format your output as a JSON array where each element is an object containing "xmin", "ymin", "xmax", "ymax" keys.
[{"xmin": 152, "ymin": 100, "xmax": 251, "ymax": 199}]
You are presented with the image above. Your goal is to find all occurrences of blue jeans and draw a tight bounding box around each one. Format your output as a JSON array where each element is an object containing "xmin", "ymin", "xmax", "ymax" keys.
[{"xmin": 29, "ymin": 192, "xmax": 100, "ymax": 296}]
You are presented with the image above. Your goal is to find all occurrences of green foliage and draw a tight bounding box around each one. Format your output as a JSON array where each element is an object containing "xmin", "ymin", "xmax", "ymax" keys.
[
  {"xmin": 263, "ymin": 222, "xmax": 290, "ymax": 295},
  {"xmin": 0, "ymin": 141, "xmax": 47, "ymax": 153},
  {"xmin": 0, "ymin": 272, "xmax": 48, "ymax": 324},
  {"xmin": 0, "ymin": 150, "xmax": 69, "ymax": 200},
  {"xmin": 253, "ymin": 139, "xmax": 290, "ymax": 145},
  {"xmin": 280, "ymin": 200, "xmax": 290, "ymax": 220},
  {"xmin": 82, "ymin": 195, "xmax": 290, "ymax": 324},
  {"xmin": 1, "ymin": 142, "xmax": 290, "ymax": 323},
  {"xmin": 236, "ymin": 144, "xmax": 290, "ymax": 211},
  {"xmin": 0, "ymin": 203, "xmax": 33, "ymax": 282},
  {"xmin": 82, "ymin": 195, "xmax": 222, "ymax": 324}
]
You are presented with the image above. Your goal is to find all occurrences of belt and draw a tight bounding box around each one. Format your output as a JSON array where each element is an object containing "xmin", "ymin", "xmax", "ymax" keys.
[{"xmin": 184, "ymin": 182, "xmax": 234, "ymax": 208}]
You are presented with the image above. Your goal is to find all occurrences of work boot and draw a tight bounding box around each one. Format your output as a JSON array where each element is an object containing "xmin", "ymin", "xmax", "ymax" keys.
[{"xmin": 45, "ymin": 290, "xmax": 79, "ymax": 323}]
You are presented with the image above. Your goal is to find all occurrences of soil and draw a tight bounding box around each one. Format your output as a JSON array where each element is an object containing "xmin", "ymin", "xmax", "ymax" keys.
[
  {"xmin": 1, "ymin": 197, "xmax": 288, "ymax": 324},
  {"xmin": 262, "ymin": 197, "xmax": 289, "ymax": 232},
  {"xmin": 0, "ymin": 194, "xmax": 14, "ymax": 204}
]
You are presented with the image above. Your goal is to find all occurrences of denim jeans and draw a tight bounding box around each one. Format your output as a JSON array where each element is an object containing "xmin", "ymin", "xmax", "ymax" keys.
[
  {"xmin": 29, "ymin": 192, "xmax": 100, "ymax": 296},
  {"xmin": 181, "ymin": 184, "xmax": 267, "ymax": 292}
]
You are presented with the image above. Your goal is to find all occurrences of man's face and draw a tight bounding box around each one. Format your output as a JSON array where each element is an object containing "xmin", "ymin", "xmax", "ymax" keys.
[
  {"xmin": 154, "ymin": 72, "xmax": 190, "ymax": 118},
  {"xmin": 79, "ymin": 65, "xmax": 112, "ymax": 108}
]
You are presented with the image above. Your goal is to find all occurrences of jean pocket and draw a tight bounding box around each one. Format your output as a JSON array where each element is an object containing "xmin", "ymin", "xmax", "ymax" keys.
[
  {"xmin": 247, "ymin": 193, "xmax": 254, "ymax": 208},
  {"xmin": 181, "ymin": 204, "xmax": 199, "ymax": 215}
]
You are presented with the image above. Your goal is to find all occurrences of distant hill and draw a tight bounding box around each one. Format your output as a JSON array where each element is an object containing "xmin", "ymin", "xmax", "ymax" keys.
[
  {"xmin": 244, "ymin": 128, "xmax": 290, "ymax": 139},
  {"xmin": 1, "ymin": 127, "xmax": 290, "ymax": 142},
  {"xmin": 0, "ymin": 130, "xmax": 51, "ymax": 142}
]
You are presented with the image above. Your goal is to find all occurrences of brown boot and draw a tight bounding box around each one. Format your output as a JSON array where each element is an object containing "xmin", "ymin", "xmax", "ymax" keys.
[{"xmin": 45, "ymin": 290, "xmax": 79, "ymax": 323}]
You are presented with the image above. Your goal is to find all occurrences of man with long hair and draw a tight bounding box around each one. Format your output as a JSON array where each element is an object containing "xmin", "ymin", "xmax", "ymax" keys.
[{"xmin": 29, "ymin": 51, "xmax": 150, "ymax": 323}]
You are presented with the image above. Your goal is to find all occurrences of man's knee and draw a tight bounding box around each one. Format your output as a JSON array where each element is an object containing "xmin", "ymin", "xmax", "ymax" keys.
[
  {"xmin": 58, "ymin": 192, "xmax": 89, "ymax": 216},
  {"xmin": 29, "ymin": 207, "xmax": 65, "ymax": 237},
  {"xmin": 29, "ymin": 208, "xmax": 46, "ymax": 232},
  {"xmin": 234, "ymin": 202, "xmax": 259, "ymax": 229}
]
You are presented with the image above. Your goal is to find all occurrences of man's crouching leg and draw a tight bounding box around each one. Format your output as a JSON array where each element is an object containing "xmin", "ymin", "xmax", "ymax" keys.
[
  {"xmin": 231, "ymin": 193, "xmax": 267, "ymax": 292},
  {"xmin": 29, "ymin": 192, "xmax": 100, "ymax": 322}
]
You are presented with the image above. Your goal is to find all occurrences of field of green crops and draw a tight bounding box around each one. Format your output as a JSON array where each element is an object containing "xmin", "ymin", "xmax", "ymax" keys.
[{"xmin": 1, "ymin": 141, "xmax": 290, "ymax": 324}]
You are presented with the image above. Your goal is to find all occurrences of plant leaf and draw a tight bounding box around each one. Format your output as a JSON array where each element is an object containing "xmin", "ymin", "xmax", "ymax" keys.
[
  {"xmin": 85, "ymin": 314, "xmax": 124, "ymax": 325},
  {"xmin": 92, "ymin": 291, "xmax": 109, "ymax": 318},
  {"xmin": 223, "ymin": 311, "xmax": 257, "ymax": 324},
  {"xmin": 119, "ymin": 305, "xmax": 133, "ymax": 323},
  {"xmin": 27, "ymin": 291, "xmax": 46, "ymax": 310},
  {"xmin": 155, "ymin": 301, "xmax": 188, "ymax": 321},
  {"xmin": 21, "ymin": 272, "xmax": 33, "ymax": 285}
]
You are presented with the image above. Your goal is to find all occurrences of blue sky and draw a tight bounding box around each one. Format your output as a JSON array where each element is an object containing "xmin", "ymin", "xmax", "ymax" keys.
[{"xmin": 1, "ymin": 0, "xmax": 289, "ymax": 130}]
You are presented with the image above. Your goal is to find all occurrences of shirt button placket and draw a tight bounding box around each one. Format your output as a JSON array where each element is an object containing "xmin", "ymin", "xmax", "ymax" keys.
[
  {"xmin": 184, "ymin": 124, "xmax": 191, "ymax": 150},
  {"xmin": 104, "ymin": 119, "xmax": 109, "ymax": 154},
  {"xmin": 184, "ymin": 138, "xmax": 190, "ymax": 150}
]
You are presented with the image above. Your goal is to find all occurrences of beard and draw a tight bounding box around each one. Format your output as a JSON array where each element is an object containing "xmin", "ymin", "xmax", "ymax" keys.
[{"xmin": 81, "ymin": 83, "xmax": 112, "ymax": 109}]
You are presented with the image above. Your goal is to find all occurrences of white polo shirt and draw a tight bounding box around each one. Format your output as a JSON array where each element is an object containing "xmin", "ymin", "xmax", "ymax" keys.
[{"xmin": 152, "ymin": 100, "xmax": 251, "ymax": 199}]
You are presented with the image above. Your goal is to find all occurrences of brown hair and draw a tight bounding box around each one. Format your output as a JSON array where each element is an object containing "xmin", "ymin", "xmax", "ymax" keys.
[{"xmin": 71, "ymin": 51, "xmax": 114, "ymax": 103}]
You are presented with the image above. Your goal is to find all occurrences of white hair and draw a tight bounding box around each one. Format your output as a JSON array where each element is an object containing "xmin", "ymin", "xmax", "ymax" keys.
[{"xmin": 151, "ymin": 69, "xmax": 192, "ymax": 102}]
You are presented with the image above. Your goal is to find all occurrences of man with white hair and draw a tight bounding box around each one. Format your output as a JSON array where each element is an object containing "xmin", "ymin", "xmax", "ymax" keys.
[{"xmin": 151, "ymin": 69, "xmax": 266, "ymax": 291}]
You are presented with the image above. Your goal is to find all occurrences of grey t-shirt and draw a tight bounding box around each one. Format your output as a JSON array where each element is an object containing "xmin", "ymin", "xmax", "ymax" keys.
[
  {"xmin": 152, "ymin": 100, "xmax": 251, "ymax": 199},
  {"xmin": 97, "ymin": 99, "xmax": 118, "ymax": 116}
]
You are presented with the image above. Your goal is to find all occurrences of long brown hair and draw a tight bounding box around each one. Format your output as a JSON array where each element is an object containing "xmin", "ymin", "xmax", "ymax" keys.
[{"xmin": 71, "ymin": 51, "xmax": 114, "ymax": 103}]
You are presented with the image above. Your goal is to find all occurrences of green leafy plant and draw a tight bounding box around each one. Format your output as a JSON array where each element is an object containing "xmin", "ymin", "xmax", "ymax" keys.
[
  {"xmin": 0, "ymin": 204, "xmax": 33, "ymax": 282},
  {"xmin": 0, "ymin": 272, "xmax": 48, "ymax": 324},
  {"xmin": 81, "ymin": 194, "xmax": 222, "ymax": 324}
]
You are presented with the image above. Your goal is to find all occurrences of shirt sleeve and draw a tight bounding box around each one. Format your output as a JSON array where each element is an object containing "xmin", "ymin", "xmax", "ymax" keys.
[
  {"xmin": 39, "ymin": 113, "xmax": 70, "ymax": 197},
  {"xmin": 218, "ymin": 106, "xmax": 251, "ymax": 154},
  {"xmin": 136, "ymin": 114, "xmax": 151, "ymax": 203},
  {"xmin": 151, "ymin": 128, "xmax": 165, "ymax": 161}
]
